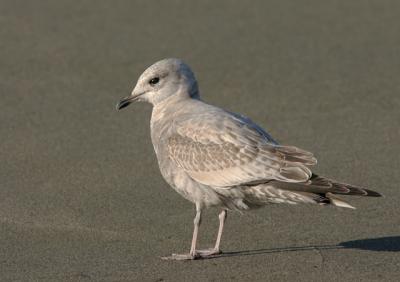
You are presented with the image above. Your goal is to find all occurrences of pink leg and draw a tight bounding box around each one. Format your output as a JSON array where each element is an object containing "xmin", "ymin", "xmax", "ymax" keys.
[
  {"xmin": 214, "ymin": 209, "xmax": 227, "ymax": 251},
  {"xmin": 162, "ymin": 208, "xmax": 228, "ymax": 260},
  {"xmin": 162, "ymin": 204, "xmax": 202, "ymax": 260},
  {"xmin": 197, "ymin": 209, "xmax": 227, "ymax": 257}
]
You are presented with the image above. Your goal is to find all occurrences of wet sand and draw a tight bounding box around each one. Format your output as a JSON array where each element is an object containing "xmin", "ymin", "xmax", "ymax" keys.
[{"xmin": 1, "ymin": 1, "xmax": 399, "ymax": 281}]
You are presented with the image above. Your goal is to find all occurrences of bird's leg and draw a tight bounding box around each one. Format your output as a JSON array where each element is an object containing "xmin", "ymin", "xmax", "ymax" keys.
[
  {"xmin": 214, "ymin": 209, "xmax": 227, "ymax": 252},
  {"xmin": 161, "ymin": 203, "xmax": 202, "ymax": 260},
  {"xmin": 189, "ymin": 204, "xmax": 202, "ymax": 257},
  {"xmin": 197, "ymin": 209, "xmax": 227, "ymax": 257}
]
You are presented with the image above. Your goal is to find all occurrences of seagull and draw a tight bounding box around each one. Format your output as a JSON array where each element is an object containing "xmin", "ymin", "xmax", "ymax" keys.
[{"xmin": 116, "ymin": 58, "xmax": 381, "ymax": 260}]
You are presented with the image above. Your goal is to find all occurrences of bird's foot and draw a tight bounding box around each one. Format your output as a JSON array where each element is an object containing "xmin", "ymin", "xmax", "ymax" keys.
[
  {"xmin": 161, "ymin": 253, "xmax": 199, "ymax": 261},
  {"xmin": 161, "ymin": 249, "xmax": 221, "ymax": 261},
  {"xmin": 196, "ymin": 248, "xmax": 221, "ymax": 257}
]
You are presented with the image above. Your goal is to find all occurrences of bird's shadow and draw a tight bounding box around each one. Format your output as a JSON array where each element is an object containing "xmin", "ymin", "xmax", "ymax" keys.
[{"xmin": 208, "ymin": 236, "xmax": 400, "ymax": 259}]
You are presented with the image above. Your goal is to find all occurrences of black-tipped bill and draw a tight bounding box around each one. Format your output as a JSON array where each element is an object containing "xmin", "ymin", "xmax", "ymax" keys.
[{"xmin": 116, "ymin": 95, "xmax": 139, "ymax": 111}]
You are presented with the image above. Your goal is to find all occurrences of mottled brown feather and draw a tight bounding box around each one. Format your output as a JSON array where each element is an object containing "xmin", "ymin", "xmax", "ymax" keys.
[{"xmin": 167, "ymin": 113, "xmax": 317, "ymax": 187}]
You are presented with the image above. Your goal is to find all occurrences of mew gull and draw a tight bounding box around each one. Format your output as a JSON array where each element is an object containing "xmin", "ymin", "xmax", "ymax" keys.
[{"xmin": 116, "ymin": 58, "xmax": 381, "ymax": 260}]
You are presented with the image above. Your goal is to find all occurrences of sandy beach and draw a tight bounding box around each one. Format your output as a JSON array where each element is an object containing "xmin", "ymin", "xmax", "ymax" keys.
[{"xmin": 1, "ymin": 1, "xmax": 399, "ymax": 281}]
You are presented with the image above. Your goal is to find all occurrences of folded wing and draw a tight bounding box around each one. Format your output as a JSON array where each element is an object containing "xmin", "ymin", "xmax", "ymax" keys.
[{"xmin": 167, "ymin": 111, "xmax": 317, "ymax": 188}]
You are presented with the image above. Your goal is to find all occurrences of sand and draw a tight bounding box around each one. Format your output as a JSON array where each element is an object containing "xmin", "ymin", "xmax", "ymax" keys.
[{"xmin": 1, "ymin": 1, "xmax": 399, "ymax": 281}]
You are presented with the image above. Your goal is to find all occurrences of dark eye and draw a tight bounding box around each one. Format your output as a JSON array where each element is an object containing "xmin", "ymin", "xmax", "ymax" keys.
[{"xmin": 149, "ymin": 77, "xmax": 160, "ymax": 86}]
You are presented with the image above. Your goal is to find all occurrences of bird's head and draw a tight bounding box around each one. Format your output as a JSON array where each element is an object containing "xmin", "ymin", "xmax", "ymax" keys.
[{"xmin": 116, "ymin": 58, "xmax": 199, "ymax": 110}]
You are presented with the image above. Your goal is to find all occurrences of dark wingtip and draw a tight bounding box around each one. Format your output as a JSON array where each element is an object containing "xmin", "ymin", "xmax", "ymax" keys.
[
  {"xmin": 340, "ymin": 186, "xmax": 382, "ymax": 197},
  {"xmin": 363, "ymin": 189, "xmax": 383, "ymax": 197}
]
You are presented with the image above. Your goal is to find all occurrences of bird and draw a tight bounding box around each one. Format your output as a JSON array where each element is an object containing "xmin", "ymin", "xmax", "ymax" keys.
[{"xmin": 116, "ymin": 58, "xmax": 381, "ymax": 260}]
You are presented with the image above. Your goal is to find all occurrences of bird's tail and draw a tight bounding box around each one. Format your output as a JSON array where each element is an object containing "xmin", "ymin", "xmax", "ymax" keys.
[
  {"xmin": 271, "ymin": 174, "xmax": 382, "ymax": 209},
  {"xmin": 216, "ymin": 175, "xmax": 381, "ymax": 211}
]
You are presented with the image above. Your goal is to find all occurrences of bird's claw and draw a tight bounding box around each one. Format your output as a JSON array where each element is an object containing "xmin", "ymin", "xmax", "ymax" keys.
[
  {"xmin": 161, "ymin": 253, "xmax": 199, "ymax": 261},
  {"xmin": 161, "ymin": 249, "xmax": 221, "ymax": 261},
  {"xmin": 196, "ymin": 248, "xmax": 221, "ymax": 256}
]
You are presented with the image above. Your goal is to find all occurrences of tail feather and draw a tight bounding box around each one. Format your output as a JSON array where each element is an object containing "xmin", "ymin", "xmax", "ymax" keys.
[
  {"xmin": 270, "ymin": 174, "xmax": 382, "ymax": 209},
  {"xmin": 273, "ymin": 174, "xmax": 382, "ymax": 197},
  {"xmin": 325, "ymin": 193, "xmax": 356, "ymax": 209}
]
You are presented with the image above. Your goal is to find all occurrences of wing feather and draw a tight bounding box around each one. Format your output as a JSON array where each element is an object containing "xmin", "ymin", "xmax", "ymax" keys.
[{"xmin": 168, "ymin": 112, "xmax": 316, "ymax": 187}]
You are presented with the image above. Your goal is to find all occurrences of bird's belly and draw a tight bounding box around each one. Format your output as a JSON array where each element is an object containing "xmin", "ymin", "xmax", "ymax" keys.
[{"xmin": 158, "ymin": 161, "xmax": 222, "ymax": 207}]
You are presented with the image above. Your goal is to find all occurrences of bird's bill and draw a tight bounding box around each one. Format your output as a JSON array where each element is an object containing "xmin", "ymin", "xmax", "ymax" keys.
[{"xmin": 116, "ymin": 94, "xmax": 141, "ymax": 110}]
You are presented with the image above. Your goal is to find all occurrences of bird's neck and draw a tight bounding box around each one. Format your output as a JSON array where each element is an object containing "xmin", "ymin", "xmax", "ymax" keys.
[{"xmin": 151, "ymin": 93, "xmax": 203, "ymax": 127}]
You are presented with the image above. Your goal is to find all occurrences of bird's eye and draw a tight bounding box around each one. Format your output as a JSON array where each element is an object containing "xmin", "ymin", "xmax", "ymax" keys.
[{"xmin": 149, "ymin": 77, "xmax": 160, "ymax": 86}]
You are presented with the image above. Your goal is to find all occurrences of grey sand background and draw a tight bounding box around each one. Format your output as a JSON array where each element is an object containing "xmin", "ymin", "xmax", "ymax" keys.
[{"xmin": 1, "ymin": 1, "xmax": 399, "ymax": 281}]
